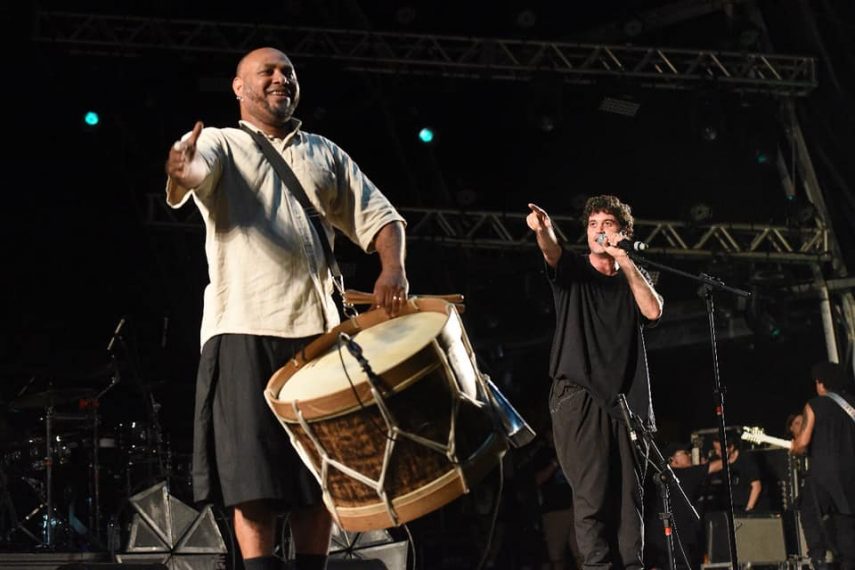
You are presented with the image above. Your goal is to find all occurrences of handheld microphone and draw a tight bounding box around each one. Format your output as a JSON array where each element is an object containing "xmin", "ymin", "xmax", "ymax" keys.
[
  {"xmin": 107, "ymin": 317, "xmax": 126, "ymax": 352},
  {"xmin": 596, "ymin": 233, "xmax": 648, "ymax": 252}
]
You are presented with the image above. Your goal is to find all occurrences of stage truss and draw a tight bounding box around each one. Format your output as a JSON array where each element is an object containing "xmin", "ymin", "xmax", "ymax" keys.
[
  {"xmin": 34, "ymin": 11, "xmax": 815, "ymax": 96},
  {"xmin": 144, "ymin": 195, "xmax": 830, "ymax": 265}
]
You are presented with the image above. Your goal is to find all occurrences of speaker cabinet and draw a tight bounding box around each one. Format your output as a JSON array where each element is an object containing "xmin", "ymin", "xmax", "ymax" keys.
[
  {"xmin": 57, "ymin": 562, "xmax": 167, "ymax": 570},
  {"xmin": 707, "ymin": 512, "xmax": 788, "ymax": 564}
]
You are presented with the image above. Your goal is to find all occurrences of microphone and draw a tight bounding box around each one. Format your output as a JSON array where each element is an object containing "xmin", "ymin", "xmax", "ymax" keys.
[
  {"xmin": 107, "ymin": 317, "xmax": 126, "ymax": 352},
  {"xmin": 161, "ymin": 316, "xmax": 169, "ymax": 349},
  {"xmin": 338, "ymin": 332, "xmax": 363, "ymax": 359},
  {"xmin": 617, "ymin": 393, "xmax": 638, "ymax": 442},
  {"xmin": 596, "ymin": 233, "xmax": 648, "ymax": 252}
]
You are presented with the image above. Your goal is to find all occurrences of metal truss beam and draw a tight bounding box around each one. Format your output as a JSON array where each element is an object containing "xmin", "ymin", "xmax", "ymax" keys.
[
  {"xmin": 35, "ymin": 11, "xmax": 816, "ymax": 96},
  {"xmin": 145, "ymin": 195, "xmax": 829, "ymax": 265}
]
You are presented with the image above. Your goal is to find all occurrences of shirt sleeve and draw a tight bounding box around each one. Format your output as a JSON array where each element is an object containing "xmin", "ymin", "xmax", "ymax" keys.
[
  {"xmin": 547, "ymin": 250, "xmax": 581, "ymax": 288},
  {"xmin": 165, "ymin": 127, "xmax": 223, "ymax": 208},
  {"xmin": 319, "ymin": 137, "xmax": 405, "ymax": 252}
]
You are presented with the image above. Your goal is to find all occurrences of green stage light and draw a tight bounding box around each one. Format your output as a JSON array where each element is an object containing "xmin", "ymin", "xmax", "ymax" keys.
[
  {"xmin": 84, "ymin": 111, "xmax": 100, "ymax": 127},
  {"xmin": 418, "ymin": 127, "xmax": 434, "ymax": 143}
]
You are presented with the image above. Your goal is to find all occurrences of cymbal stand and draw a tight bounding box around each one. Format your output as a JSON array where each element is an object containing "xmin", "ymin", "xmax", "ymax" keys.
[
  {"xmin": 43, "ymin": 404, "xmax": 55, "ymax": 548},
  {"xmin": 92, "ymin": 349, "xmax": 122, "ymax": 544}
]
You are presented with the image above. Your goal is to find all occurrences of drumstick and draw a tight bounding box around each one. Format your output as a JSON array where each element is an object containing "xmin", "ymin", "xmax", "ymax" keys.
[{"xmin": 344, "ymin": 290, "xmax": 465, "ymax": 312}]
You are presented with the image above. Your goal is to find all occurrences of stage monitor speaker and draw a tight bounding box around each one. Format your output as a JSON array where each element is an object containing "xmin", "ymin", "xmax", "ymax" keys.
[
  {"xmin": 327, "ymin": 561, "xmax": 387, "ymax": 569},
  {"xmin": 707, "ymin": 512, "xmax": 788, "ymax": 564},
  {"xmin": 57, "ymin": 562, "xmax": 166, "ymax": 570}
]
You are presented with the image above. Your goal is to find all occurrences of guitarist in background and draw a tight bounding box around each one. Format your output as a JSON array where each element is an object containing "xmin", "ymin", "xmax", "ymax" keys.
[{"xmin": 791, "ymin": 361, "xmax": 855, "ymax": 570}]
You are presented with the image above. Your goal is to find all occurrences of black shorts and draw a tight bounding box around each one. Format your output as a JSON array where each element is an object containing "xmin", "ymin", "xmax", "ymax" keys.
[{"xmin": 192, "ymin": 333, "xmax": 322, "ymax": 509}]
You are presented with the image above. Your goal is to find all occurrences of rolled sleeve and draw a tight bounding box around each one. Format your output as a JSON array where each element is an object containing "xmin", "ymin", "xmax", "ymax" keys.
[{"xmin": 325, "ymin": 139, "xmax": 406, "ymax": 252}]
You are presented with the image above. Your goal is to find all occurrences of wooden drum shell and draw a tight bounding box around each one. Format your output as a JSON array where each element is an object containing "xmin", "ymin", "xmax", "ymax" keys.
[{"xmin": 265, "ymin": 298, "xmax": 506, "ymax": 531}]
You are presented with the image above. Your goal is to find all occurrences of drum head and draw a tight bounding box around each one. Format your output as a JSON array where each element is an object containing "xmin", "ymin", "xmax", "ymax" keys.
[{"xmin": 279, "ymin": 311, "xmax": 448, "ymax": 404}]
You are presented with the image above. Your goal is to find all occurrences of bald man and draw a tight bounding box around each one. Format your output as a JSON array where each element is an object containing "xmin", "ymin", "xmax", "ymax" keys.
[{"xmin": 165, "ymin": 47, "xmax": 408, "ymax": 570}]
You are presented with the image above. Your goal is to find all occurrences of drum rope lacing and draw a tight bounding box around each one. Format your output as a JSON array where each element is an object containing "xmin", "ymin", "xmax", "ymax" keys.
[{"xmin": 281, "ymin": 337, "xmax": 472, "ymax": 529}]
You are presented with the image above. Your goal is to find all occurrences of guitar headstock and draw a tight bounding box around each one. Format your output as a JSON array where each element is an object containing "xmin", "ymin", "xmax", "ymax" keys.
[{"xmin": 741, "ymin": 425, "xmax": 765, "ymax": 444}]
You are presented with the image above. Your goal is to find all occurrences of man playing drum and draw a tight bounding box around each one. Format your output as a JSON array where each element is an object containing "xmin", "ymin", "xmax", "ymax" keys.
[
  {"xmin": 527, "ymin": 195, "xmax": 663, "ymax": 570},
  {"xmin": 165, "ymin": 47, "xmax": 408, "ymax": 570}
]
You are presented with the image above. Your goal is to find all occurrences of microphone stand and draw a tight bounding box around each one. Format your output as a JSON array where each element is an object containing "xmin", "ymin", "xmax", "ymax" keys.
[
  {"xmin": 624, "ymin": 249, "xmax": 749, "ymax": 570},
  {"xmin": 338, "ymin": 333, "xmax": 392, "ymax": 396},
  {"xmin": 618, "ymin": 394, "xmax": 697, "ymax": 570}
]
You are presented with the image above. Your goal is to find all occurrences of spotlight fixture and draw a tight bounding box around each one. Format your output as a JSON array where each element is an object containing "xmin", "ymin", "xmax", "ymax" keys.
[
  {"xmin": 688, "ymin": 202, "xmax": 713, "ymax": 223},
  {"xmin": 516, "ymin": 9, "xmax": 537, "ymax": 29},
  {"xmin": 395, "ymin": 5, "xmax": 416, "ymax": 25},
  {"xmin": 599, "ymin": 97, "xmax": 640, "ymax": 118}
]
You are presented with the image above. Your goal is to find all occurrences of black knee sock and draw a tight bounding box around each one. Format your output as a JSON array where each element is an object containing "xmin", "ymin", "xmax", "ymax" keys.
[
  {"xmin": 243, "ymin": 555, "xmax": 282, "ymax": 570},
  {"xmin": 294, "ymin": 553, "xmax": 327, "ymax": 570}
]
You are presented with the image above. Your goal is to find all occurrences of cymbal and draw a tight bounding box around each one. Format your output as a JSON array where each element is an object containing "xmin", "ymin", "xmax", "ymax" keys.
[
  {"xmin": 10, "ymin": 388, "xmax": 97, "ymax": 411},
  {"xmin": 0, "ymin": 362, "xmax": 115, "ymax": 384}
]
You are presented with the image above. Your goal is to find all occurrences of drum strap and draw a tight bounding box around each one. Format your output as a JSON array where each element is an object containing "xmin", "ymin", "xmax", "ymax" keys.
[{"xmin": 240, "ymin": 124, "xmax": 356, "ymax": 321}]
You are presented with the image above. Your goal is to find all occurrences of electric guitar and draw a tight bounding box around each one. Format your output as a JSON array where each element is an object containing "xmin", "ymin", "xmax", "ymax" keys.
[{"xmin": 741, "ymin": 426, "xmax": 792, "ymax": 450}]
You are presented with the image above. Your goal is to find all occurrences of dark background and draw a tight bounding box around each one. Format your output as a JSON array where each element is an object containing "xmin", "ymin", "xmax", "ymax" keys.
[{"xmin": 3, "ymin": 2, "xmax": 854, "ymax": 562}]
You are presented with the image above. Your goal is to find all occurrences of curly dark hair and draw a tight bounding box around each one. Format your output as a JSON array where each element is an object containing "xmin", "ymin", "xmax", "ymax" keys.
[
  {"xmin": 811, "ymin": 361, "xmax": 852, "ymax": 393},
  {"xmin": 582, "ymin": 195, "xmax": 635, "ymax": 238}
]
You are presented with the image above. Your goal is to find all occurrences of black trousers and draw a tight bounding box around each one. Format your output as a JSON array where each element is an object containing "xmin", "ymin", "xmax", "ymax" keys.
[
  {"xmin": 801, "ymin": 477, "xmax": 855, "ymax": 570},
  {"xmin": 550, "ymin": 381, "xmax": 645, "ymax": 570}
]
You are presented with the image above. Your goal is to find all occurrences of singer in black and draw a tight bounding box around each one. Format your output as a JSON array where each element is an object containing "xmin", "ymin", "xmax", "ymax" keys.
[{"xmin": 527, "ymin": 195, "xmax": 663, "ymax": 570}]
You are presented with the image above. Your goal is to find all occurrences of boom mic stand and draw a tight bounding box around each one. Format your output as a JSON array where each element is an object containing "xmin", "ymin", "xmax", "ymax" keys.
[
  {"xmin": 619, "ymin": 395, "xmax": 697, "ymax": 570},
  {"xmin": 624, "ymin": 249, "xmax": 750, "ymax": 569}
]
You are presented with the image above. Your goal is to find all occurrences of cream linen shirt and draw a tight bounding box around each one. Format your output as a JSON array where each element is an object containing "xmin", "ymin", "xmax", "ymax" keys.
[{"xmin": 166, "ymin": 119, "xmax": 405, "ymax": 349}]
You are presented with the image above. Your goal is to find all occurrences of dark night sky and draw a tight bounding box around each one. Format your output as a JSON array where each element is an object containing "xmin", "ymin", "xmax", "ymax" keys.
[{"xmin": 6, "ymin": 2, "xmax": 854, "ymax": 464}]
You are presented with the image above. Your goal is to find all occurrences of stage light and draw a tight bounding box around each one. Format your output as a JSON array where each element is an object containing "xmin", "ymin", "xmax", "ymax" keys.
[
  {"xmin": 689, "ymin": 202, "xmax": 713, "ymax": 223},
  {"xmin": 701, "ymin": 125, "xmax": 718, "ymax": 142},
  {"xmin": 418, "ymin": 127, "xmax": 434, "ymax": 143},
  {"xmin": 516, "ymin": 10, "xmax": 537, "ymax": 29},
  {"xmin": 599, "ymin": 97, "xmax": 640, "ymax": 118},
  {"xmin": 396, "ymin": 5, "xmax": 416, "ymax": 25},
  {"xmin": 83, "ymin": 111, "xmax": 100, "ymax": 127}
]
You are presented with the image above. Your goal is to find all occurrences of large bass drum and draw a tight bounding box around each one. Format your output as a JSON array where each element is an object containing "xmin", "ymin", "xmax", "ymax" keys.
[{"xmin": 265, "ymin": 298, "xmax": 507, "ymax": 531}]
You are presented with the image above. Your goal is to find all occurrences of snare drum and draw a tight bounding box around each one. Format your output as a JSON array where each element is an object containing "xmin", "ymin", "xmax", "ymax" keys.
[{"xmin": 265, "ymin": 298, "xmax": 507, "ymax": 531}]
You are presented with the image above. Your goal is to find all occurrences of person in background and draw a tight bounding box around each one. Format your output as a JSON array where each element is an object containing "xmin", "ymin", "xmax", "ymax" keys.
[
  {"xmin": 532, "ymin": 431, "xmax": 583, "ymax": 570},
  {"xmin": 791, "ymin": 361, "xmax": 855, "ymax": 570},
  {"xmin": 710, "ymin": 438, "xmax": 763, "ymax": 512},
  {"xmin": 645, "ymin": 442, "xmax": 723, "ymax": 570},
  {"xmin": 787, "ymin": 412, "xmax": 805, "ymax": 439}
]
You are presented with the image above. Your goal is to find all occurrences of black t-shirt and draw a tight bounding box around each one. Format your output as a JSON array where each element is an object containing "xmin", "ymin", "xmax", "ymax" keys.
[
  {"xmin": 708, "ymin": 451, "xmax": 761, "ymax": 510},
  {"xmin": 808, "ymin": 392, "xmax": 855, "ymax": 514},
  {"xmin": 547, "ymin": 251, "xmax": 657, "ymax": 422}
]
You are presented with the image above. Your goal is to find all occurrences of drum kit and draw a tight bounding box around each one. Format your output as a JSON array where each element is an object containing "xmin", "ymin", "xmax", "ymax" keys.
[{"xmin": 0, "ymin": 365, "xmax": 184, "ymax": 552}]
